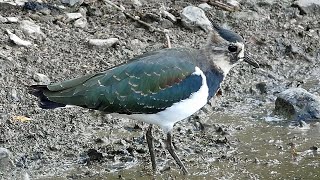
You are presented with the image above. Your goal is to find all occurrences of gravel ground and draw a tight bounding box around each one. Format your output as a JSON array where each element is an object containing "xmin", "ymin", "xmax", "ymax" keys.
[{"xmin": 0, "ymin": 0, "xmax": 320, "ymax": 179}]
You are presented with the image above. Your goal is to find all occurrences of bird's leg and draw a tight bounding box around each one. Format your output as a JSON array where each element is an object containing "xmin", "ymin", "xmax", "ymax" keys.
[
  {"xmin": 165, "ymin": 132, "xmax": 189, "ymax": 175},
  {"xmin": 146, "ymin": 124, "xmax": 157, "ymax": 172}
]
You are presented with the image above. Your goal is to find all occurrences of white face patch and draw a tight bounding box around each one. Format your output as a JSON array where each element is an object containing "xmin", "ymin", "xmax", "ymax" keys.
[
  {"xmin": 214, "ymin": 41, "xmax": 245, "ymax": 76},
  {"xmin": 235, "ymin": 42, "xmax": 245, "ymax": 61}
]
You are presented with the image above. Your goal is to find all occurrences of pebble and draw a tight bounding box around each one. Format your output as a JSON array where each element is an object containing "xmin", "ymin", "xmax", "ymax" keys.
[
  {"xmin": 161, "ymin": 19, "xmax": 174, "ymax": 28},
  {"xmin": 23, "ymin": 1, "xmax": 49, "ymax": 11},
  {"xmin": 7, "ymin": 17, "xmax": 19, "ymax": 23},
  {"xmin": 0, "ymin": 15, "xmax": 8, "ymax": 23},
  {"xmin": 10, "ymin": 88, "xmax": 20, "ymax": 102},
  {"xmin": 181, "ymin": 6, "xmax": 212, "ymax": 32},
  {"xmin": 66, "ymin": 13, "xmax": 83, "ymax": 20},
  {"xmin": 0, "ymin": 0, "xmax": 28, "ymax": 7},
  {"xmin": 74, "ymin": 17, "xmax": 87, "ymax": 28},
  {"xmin": 61, "ymin": 0, "xmax": 84, "ymax": 6},
  {"xmin": 6, "ymin": 29, "xmax": 32, "ymax": 46},
  {"xmin": 274, "ymin": 88, "xmax": 320, "ymax": 120},
  {"xmin": 198, "ymin": 3, "xmax": 212, "ymax": 10},
  {"xmin": 33, "ymin": 73, "xmax": 51, "ymax": 84},
  {"xmin": 295, "ymin": 0, "xmax": 320, "ymax": 7},
  {"xmin": 20, "ymin": 20, "xmax": 45, "ymax": 38},
  {"xmin": 88, "ymin": 38, "xmax": 119, "ymax": 47},
  {"xmin": 131, "ymin": 0, "xmax": 142, "ymax": 7},
  {"xmin": 255, "ymin": 82, "xmax": 268, "ymax": 94},
  {"xmin": 227, "ymin": 0, "xmax": 241, "ymax": 10}
]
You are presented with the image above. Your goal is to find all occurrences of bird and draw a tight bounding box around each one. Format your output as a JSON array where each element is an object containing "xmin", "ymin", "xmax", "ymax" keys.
[{"xmin": 28, "ymin": 23, "xmax": 258, "ymax": 175}]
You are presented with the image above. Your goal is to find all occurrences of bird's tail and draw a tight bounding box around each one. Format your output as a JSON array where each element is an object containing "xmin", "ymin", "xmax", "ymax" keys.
[{"xmin": 28, "ymin": 85, "xmax": 66, "ymax": 109}]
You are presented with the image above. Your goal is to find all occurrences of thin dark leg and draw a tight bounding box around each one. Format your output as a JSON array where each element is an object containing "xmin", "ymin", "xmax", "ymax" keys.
[
  {"xmin": 165, "ymin": 132, "xmax": 189, "ymax": 175},
  {"xmin": 146, "ymin": 124, "xmax": 156, "ymax": 172}
]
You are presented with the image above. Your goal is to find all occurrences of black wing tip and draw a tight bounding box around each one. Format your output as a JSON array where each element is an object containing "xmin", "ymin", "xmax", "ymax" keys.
[{"xmin": 29, "ymin": 85, "xmax": 66, "ymax": 109}]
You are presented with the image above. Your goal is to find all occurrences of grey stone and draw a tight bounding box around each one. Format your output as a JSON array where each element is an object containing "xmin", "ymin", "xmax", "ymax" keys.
[
  {"xmin": 6, "ymin": 17, "xmax": 19, "ymax": 23},
  {"xmin": 198, "ymin": 3, "xmax": 212, "ymax": 11},
  {"xmin": 6, "ymin": 29, "xmax": 32, "ymax": 46},
  {"xmin": 293, "ymin": 0, "xmax": 320, "ymax": 15},
  {"xmin": 161, "ymin": 19, "xmax": 174, "ymax": 28},
  {"xmin": 0, "ymin": 147, "xmax": 15, "ymax": 173},
  {"xmin": 10, "ymin": 88, "xmax": 20, "ymax": 102},
  {"xmin": 275, "ymin": 88, "xmax": 320, "ymax": 120},
  {"xmin": 88, "ymin": 38, "xmax": 119, "ymax": 47},
  {"xmin": 20, "ymin": 20, "xmax": 45, "ymax": 38},
  {"xmin": 61, "ymin": 0, "xmax": 83, "ymax": 6},
  {"xmin": 74, "ymin": 17, "xmax": 87, "ymax": 28},
  {"xmin": 181, "ymin": 6, "xmax": 212, "ymax": 32},
  {"xmin": 131, "ymin": 0, "xmax": 142, "ymax": 7},
  {"xmin": 66, "ymin": 13, "xmax": 83, "ymax": 20},
  {"xmin": 33, "ymin": 73, "xmax": 51, "ymax": 84},
  {"xmin": 0, "ymin": 15, "xmax": 8, "ymax": 23}
]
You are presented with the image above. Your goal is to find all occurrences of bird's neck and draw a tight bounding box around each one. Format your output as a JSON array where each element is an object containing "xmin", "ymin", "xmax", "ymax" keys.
[{"xmin": 199, "ymin": 48, "xmax": 233, "ymax": 77}]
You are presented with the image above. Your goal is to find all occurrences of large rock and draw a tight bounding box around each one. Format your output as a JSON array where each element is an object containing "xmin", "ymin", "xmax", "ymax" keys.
[
  {"xmin": 274, "ymin": 88, "xmax": 320, "ymax": 120},
  {"xmin": 292, "ymin": 0, "xmax": 320, "ymax": 15},
  {"xmin": 20, "ymin": 20, "xmax": 45, "ymax": 38},
  {"xmin": 181, "ymin": 6, "xmax": 212, "ymax": 32},
  {"xmin": 0, "ymin": 147, "xmax": 14, "ymax": 173}
]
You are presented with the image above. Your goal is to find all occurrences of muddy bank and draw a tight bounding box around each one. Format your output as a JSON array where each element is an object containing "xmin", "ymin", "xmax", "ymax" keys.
[{"xmin": 0, "ymin": 0, "xmax": 319, "ymax": 179}]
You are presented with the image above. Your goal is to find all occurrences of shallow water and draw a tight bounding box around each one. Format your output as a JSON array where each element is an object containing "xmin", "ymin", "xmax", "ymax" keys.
[{"xmin": 35, "ymin": 105, "xmax": 320, "ymax": 180}]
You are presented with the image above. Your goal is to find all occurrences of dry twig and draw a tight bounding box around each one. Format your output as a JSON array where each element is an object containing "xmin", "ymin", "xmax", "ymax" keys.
[
  {"xmin": 207, "ymin": 0, "xmax": 237, "ymax": 12},
  {"xmin": 103, "ymin": 0, "xmax": 172, "ymax": 48}
]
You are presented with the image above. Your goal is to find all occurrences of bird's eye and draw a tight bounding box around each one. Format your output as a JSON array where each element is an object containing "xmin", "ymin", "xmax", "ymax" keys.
[{"xmin": 228, "ymin": 45, "xmax": 238, "ymax": 52}]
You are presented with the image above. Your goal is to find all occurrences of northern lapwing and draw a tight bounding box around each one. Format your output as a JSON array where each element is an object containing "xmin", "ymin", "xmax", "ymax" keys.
[{"xmin": 29, "ymin": 24, "xmax": 258, "ymax": 175}]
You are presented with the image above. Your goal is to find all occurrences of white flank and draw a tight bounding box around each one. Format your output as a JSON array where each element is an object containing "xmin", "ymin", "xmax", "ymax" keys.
[{"xmin": 126, "ymin": 67, "xmax": 209, "ymax": 133}]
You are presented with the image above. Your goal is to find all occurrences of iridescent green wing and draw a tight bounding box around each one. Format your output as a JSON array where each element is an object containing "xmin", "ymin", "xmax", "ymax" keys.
[{"xmin": 44, "ymin": 48, "xmax": 203, "ymax": 114}]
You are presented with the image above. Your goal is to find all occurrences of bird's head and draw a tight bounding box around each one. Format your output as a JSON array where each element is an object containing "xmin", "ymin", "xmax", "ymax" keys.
[{"xmin": 204, "ymin": 24, "xmax": 258, "ymax": 75}]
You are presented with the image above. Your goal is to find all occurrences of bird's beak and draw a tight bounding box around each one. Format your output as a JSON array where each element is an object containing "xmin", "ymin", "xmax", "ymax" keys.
[{"xmin": 244, "ymin": 52, "xmax": 260, "ymax": 68}]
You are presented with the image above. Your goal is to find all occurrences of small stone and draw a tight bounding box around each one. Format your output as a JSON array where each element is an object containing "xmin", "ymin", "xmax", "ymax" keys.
[
  {"xmin": 227, "ymin": 0, "xmax": 241, "ymax": 10},
  {"xmin": 66, "ymin": 13, "xmax": 83, "ymax": 20},
  {"xmin": 286, "ymin": 44, "xmax": 302, "ymax": 55},
  {"xmin": 74, "ymin": 17, "xmax": 87, "ymax": 28},
  {"xmin": 33, "ymin": 73, "xmax": 50, "ymax": 84},
  {"xmin": 256, "ymin": 82, "xmax": 267, "ymax": 94},
  {"xmin": 10, "ymin": 88, "xmax": 19, "ymax": 102},
  {"xmin": 61, "ymin": 0, "xmax": 84, "ymax": 6},
  {"xmin": 0, "ymin": 15, "xmax": 8, "ymax": 23},
  {"xmin": 23, "ymin": 1, "xmax": 48, "ymax": 11},
  {"xmin": 6, "ymin": 17, "xmax": 19, "ymax": 23},
  {"xmin": 16, "ymin": 0, "xmax": 28, "ymax": 6},
  {"xmin": 274, "ymin": 88, "xmax": 320, "ymax": 120},
  {"xmin": 161, "ymin": 19, "xmax": 174, "ymax": 28},
  {"xmin": 87, "ymin": 149, "xmax": 103, "ymax": 161},
  {"xmin": 6, "ymin": 29, "xmax": 32, "ymax": 46},
  {"xmin": 20, "ymin": 20, "xmax": 45, "ymax": 38},
  {"xmin": 181, "ymin": 6, "xmax": 212, "ymax": 32},
  {"xmin": 131, "ymin": 0, "xmax": 142, "ymax": 7},
  {"xmin": 198, "ymin": 3, "xmax": 212, "ymax": 10},
  {"xmin": 87, "ymin": 7, "xmax": 102, "ymax": 17},
  {"xmin": 88, "ymin": 38, "xmax": 119, "ymax": 47}
]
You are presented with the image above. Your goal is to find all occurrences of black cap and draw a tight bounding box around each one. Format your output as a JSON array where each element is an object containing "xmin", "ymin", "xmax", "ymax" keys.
[{"xmin": 212, "ymin": 23, "xmax": 244, "ymax": 43}]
